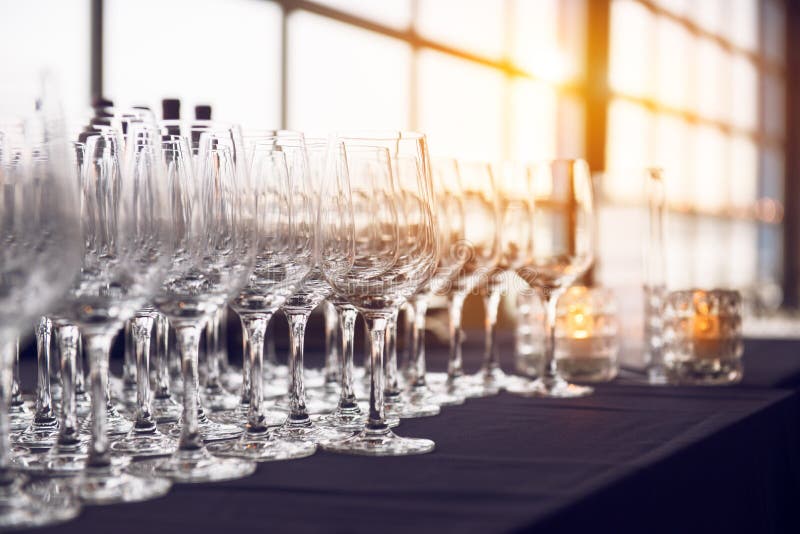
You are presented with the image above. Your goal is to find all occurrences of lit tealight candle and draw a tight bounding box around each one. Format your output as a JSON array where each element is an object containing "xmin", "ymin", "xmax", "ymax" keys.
[
  {"xmin": 691, "ymin": 294, "xmax": 722, "ymax": 358},
  {"xmin": 564, "ymin": 301, "xmax": 595, "ymax": 358}
]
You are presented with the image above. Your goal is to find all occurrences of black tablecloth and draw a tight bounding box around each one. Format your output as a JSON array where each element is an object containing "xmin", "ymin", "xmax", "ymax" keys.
[{"xmin": 23, "ymin": 333, "xmax": 800, "ymax": 534}]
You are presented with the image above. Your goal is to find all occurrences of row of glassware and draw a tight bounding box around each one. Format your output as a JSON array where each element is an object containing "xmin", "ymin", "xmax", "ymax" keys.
[{"xmin": 0, "ymin": 94, "xmax": 598, "ymax": 528}]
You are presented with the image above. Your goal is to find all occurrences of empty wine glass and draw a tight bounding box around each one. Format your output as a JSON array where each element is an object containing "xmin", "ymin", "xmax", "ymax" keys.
[
  {"xmin": 110, "ymin": 136, "xmax": 192, "ymax": 459},
  {"xmin": 405, "ymin": 158, "xmax": 469, "ymax": 407},
  {"xmin": 209, "ymin": 142, "xmax": 317, "ymax": 461},
  {"xmin": 507, "ymin": 159, "xmax": 595, "ymax": 398},
  {"xmin": 131, "ymin": 129, "xmax": 258, "ymax": 483},
  {"xmin": 60, "ymin": 128, "xmax": 173, "ymax": 504},
  {"xmin": 0, "ymin": 112, "xmax": 83, "ymax": 526},
  {"xmin": 319, "ymin": 133, "xmax": 439, "ymax": 456},
  {"xmin": 428, "ymin": 161, "xmax": 501, "ymax": 398},
  {"xmin": 467, "ymin": 162, "xmax": 534, "ymax": 397}
]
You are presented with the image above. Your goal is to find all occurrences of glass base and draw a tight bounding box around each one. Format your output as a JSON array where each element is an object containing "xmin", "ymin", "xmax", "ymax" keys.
[
  {"xmin": 505, "ymin": 376, "xmax": 594, "ymax": 398},
  {"xmin": 407, "ymin": 383, "xmax": 465, "ymax": 407},
  {"xmin": 167, "ymin": 412, "xmax": 243, "ymax": 442},
  {"xmin": 132, "ymin": 447, "xmax": 256, "ymax": 483},
  {"xmin": 665, "ymin": 358, "xmax": 743, "ymax": 385},
  {"xmin": 201, "ymin": 385, "xmax": 240, "ymax": 412},
  {"xmin": 321, "ymin": 427, "xmax": 434, "ymax": 457},
  {"xmin": 427, "ymin": 372, "xmax": 484, "ymax": 399},
  {"xmin": 207, "ymin": 430, "xmax": 317, "ymax": 462},
  {"xmin": 385, "ymin": 394, "xmax": 440, "ymax": 419},
  {"xmin": 464, "ymin": 367, "xmax": 509, "ymax": 398},
  {"xmin": 79, "ymin": 465, "xmax": 171, "ymax": 505},
  {"xmin": 110, "ymin": 428, "xmax": 178, "ymax": 458},
  {"xmin": 0, "ymin": 477, "xmax": 80, "ymax": 529},
  {"xmin": 83, "ymin": 406, "xmax": 133, "ymax": 436},
  {"xmin": 151, "ymin": 396, "xmax": 183, "ymax": 424},
  {"xmin": 15, "ymin": 446, "xmax": 128, "ymax": 476},
  {"xmin": 14, "ymin": 419, "xmax": 60, "ymax": 449},
  {"xmin": 211, "ymin": 404, "xmax": 287, "ymax": 427},
  {"xmin": 272, "ymin": 393, "xmax": 337, "ymax": 415},
  {"xmin": 315, "ymin": 409, "xmax": 400, "ymax": 432},
  {"xmin": 270, "ymin": 418, "xmax": 350, "ymax": 445},
  {"xmin": 9, "ymin": 403, "xmax": 32, "ymax": 432}
]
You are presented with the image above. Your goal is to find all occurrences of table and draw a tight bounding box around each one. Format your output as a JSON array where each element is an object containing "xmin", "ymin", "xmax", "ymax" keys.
[{"xmin": 25, "ymin": 334, "xmax": 800, "ymax": 534}]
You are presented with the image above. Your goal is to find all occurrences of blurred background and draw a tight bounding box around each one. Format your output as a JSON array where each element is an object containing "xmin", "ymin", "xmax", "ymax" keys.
[{"xmin": 1, "ymin": 0, "xmax": 796, "ymax": 346}]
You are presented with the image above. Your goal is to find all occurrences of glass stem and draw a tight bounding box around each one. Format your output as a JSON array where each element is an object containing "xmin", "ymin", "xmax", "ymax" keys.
[
  {"xmin": 384, "ymin": 311, "xmax": 401, "ymax": 399},
  {"xmin": 55, "ymin": 324, "xmax": 80, "ymax": 447},
  {"xmin": 401, "ymin": 303, "xmax": 415, "ymax": 377},
  {"xmin": 286, "ymin": 312, "xmax": 310, "ymax": 425},
  {"xmin": 409, "ymin": 296, "xmax": 428, "ymax": 388},
  {"xmin": 335, "ymin": 306, "xmax": 358, "ymax": 413},
  {"xmin": 265, "ymin": 319, "xmax": 277, "ymax": 367},
  {"xmin": 0, "ymin": 340, "xmax": 15, "ymax": 482},
  {"xmin": 204, "ymin": 311, "xmax": 222, "ymax": 391},
  {"xmin": 123, "ymin": 319, "xmax": 136, "ymax": 391},
  {"xmin": 10, "ymin": 339, "xmax": 23, "ymax": 408},
  {"xmin": 540, "ymin": 290, "xmax": 561, "ymax": 383},
  {"xmin": 363, "ymin": 316, "xmax": 388, "ymax": 432},
  {"xmin": 154, "ymin": 314, "xmax": 172, "ymax": 400},
  {"xmin": 86, "ymin": 333, "xmax": 113, "ymax": 468},
  {"xmin": 217, "ymin": 307, "xmax": 230, "ymax": 372},
  {"xmin": 131, "ymin": 315, "xmax": 156, "ymax": 433},
  {"xmin": 238, "ymin": 316, "xmax": 251, "ymax": 408},
  {"xmin": 176, "ymin": 324, "xmax": 203, "ymax": 451},
  {"xmin": 34, "ymin": 316, "xmax": 56, "ymax": 425},
  {"xmin": 481, "ymin": 288, "xmax": 502, "ymax": 376},
  {"xmin": 447, "ymin": 292, "xmax": 467, "ymax": 382},
  {"xmin": 242, "ymin": 315, "xmax": 269, "ymax": 434},
  {"xmin": 74, "ymin": 333, "xmax": 86, "ymax": 397},
  {"xmin": 322, "ymin": 302, "xmax": 340, "ymax": 390}
]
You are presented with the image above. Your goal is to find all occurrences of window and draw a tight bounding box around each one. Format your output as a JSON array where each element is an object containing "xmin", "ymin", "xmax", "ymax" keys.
[
  {"xmin": 0, "ymin": 0, "xmax": 90, "ymax": 118},
  {"xmin": 104, "ymin": 0, "xmax": 282, "ymax": 128},
  {"xmin": 602, "ymin": 0, "xmax": 786, "ymax": 292}
]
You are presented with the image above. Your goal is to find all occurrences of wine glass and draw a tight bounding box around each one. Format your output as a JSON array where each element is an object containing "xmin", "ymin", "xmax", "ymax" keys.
[
  {"xmin": 428, "ymin": 161, "xmax": 501, "ymax": 397},
  {"xmin": 381, "ymin": 154, "xmax": 441, "ymax": 419},
  {"xmin": 405, "ymin": 158, "xmax": 469, "ymax": 407},
  {"xmin": 467, "ymin": 161, "xmax": 534, "ymax": 396},
  {"xmin": 0, "ymin": 114, "xmax": 83, "ymax": 527},
  {"xmin": 157, "ymin": 119, "xmax": 254, "ymax": 442},
  {"xmin": 507, "ymin": 159, "xmax": 595, "ymax": 398},
  {"xmin": 59, "ymin": 128, "xmax": 173, "ymax": 504},
  {"xmin": 131, "ymin": 130, "xmax": 258, "ymax": 482},
  {"xmin": 209, "ymin": 141, "xmax": 317, "ymax": 461},
  {"xmin": 110, "ymin": 136, "xmax": 193, "ymax": 459},
  {"xmin": 319, "ymin": 133, "xmax": 439, "ymax": 456}
]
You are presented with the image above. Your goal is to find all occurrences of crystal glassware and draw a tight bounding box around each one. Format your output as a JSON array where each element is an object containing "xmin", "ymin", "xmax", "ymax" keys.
[
  {"xmin": 555, "ymin": 286, "xmax": 620, "ymax": 383},
  {"xmin": 0, "ymin": 107, "xmax": 83, "ymax": 526},
  {"xmin": 61, "ymin": 125, "xmax": 173, "ymax": 504},
  {"xmin": 130, "ymin": 126, "xmax": 257, "ymax": 483},
  {"xmin": 210, "ymin": 136, "xmax": 318, "ymax": 461},
  {"xmin": 319, "ymin": 133, "xmax": 439, "ymax": 456},
  {"xmin": 507, "ymin": 159, "xmax": 596, "ymax": 398},
  {"xmin": 663, "ymin": 289, "xmax": 743, "ymax": 385}
]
